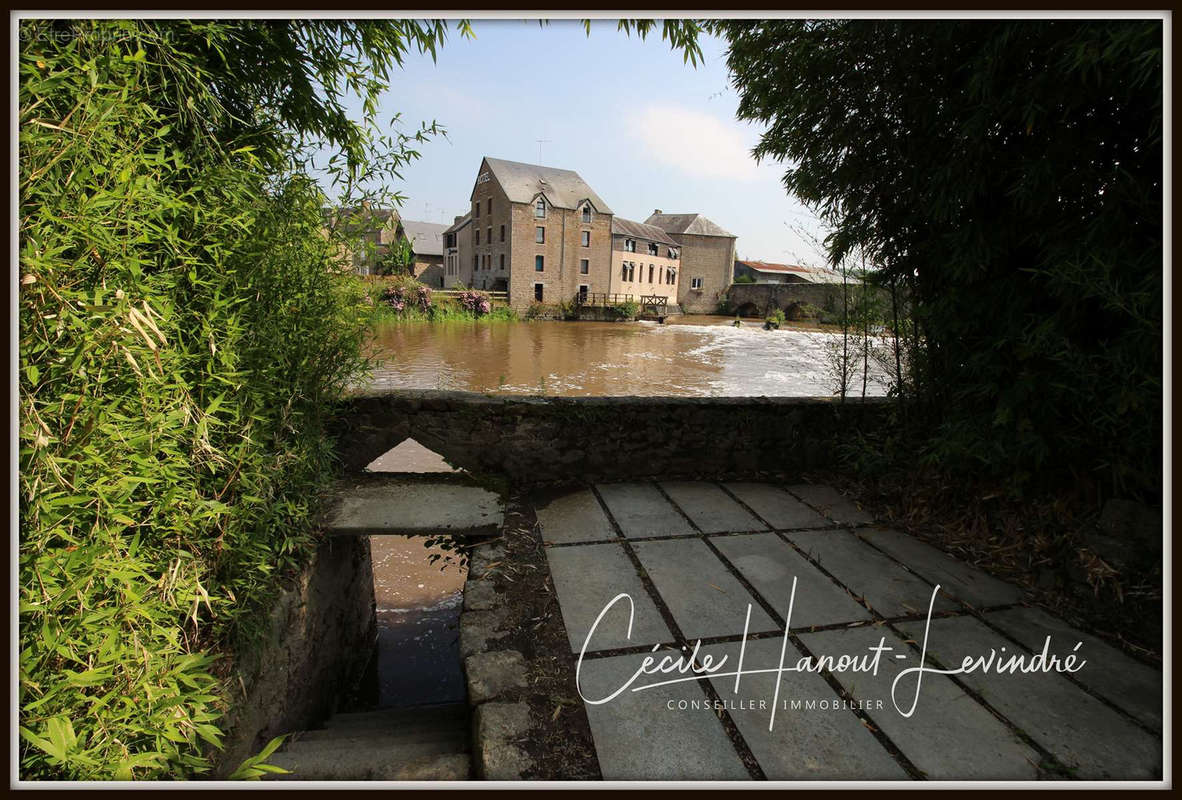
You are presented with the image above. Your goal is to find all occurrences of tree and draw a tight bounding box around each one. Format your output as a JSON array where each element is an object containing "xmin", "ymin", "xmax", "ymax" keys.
[{"xmin": 640, "ymin": 19, "xmax": 1162, "ymax": 497}]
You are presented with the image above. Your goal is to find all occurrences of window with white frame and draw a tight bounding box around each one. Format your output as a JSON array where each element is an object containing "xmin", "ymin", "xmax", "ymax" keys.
[
  {"xmin": 581, "ymin": 231, "xmax": 590, "ymax": 247},
  {"xmin": 690, "ymin": 277, "xmax": 703, "ymax": 290},
  {"xmin": 534, "ymin": 198, "xmax": 546, "ymax": 218},
  {"xmin": 581, "ymin": 205, "xmax": 592, "ymax": 223},
  {"xmin": 536, "ymin": 226, "xmax": 545, "ymax": 244},
  {"xmin": 624, "ymin": 238, "xmax": 636, "ymax": 253}
]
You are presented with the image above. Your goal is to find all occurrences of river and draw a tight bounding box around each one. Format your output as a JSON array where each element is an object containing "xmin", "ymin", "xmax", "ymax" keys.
[{"xmin": 365, "ymin": 316, "xmax": 891, "ymax": 397}]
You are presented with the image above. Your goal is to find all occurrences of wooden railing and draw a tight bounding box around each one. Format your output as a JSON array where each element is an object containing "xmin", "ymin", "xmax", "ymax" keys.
[
  {"xmin": 573, "ymin": 292, "xmax": 635, "ymax": 307},
  {"xmin": 434, "ymin": 289, "xmax": 509, "ymax": 301}
]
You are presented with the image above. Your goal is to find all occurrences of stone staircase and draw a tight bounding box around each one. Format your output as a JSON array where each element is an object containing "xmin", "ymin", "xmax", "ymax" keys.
[{"xmin": 266, "ymin": 703, "xmax": 472, "ymax": 781}]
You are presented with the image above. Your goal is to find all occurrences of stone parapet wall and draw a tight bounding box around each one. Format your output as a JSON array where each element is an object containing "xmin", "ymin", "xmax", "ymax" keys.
[{"xmin": 330, "ymin": 390, "xmax": 889, "ymax": 486}]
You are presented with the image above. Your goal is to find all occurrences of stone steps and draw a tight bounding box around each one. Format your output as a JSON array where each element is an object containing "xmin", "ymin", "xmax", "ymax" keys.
[
  {"xmin": 266, "ymin": 703, "xmax": 471, "ymax": 781},
  {"xmin": 319, "ymin": 475, "xmax": 504, "ymax": 538}
]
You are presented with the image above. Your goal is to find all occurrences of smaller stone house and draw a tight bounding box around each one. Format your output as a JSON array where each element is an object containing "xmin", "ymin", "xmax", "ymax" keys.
[
  {"xmin": 607, "ymin": 218, "xmax": 681, "ymax": 305},
  {"xmin": 644, "ymin": 211, "xmax": 737, "ymax": 314},
  {"xmin": 400, "ymin": 220, "xmax": 449, "ymax": 288}
]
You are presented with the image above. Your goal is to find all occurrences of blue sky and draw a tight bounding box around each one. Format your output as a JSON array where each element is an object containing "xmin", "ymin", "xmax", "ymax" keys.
[{"xmin": 319, "ymin": 19, "xmax": 830, "ymax": 266}]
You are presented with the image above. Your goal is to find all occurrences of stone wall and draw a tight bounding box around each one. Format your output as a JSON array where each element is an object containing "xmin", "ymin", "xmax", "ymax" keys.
[
  {"xmin": 330, "ymin": 390, "xmax": 889, "ymax": 486},
  {"xmin": 209, "ymin": 535, "xmax": 376, "ymax": 777},
  {"xmin": 726, "ymin": 282, "xmax": 888, "ymax": 317},
  {"xmin": 509, "ymin": 200, "xmax": 612, "ymax": 311}
]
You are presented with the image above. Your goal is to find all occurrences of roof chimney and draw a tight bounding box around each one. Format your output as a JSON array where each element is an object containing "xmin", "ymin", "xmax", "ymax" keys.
[{"xmin": 654, "ymin": 209, "xmax": 662, "ymax": 215}]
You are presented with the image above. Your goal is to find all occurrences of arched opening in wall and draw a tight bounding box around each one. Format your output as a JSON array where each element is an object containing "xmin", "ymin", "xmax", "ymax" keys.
[{"xmin": 733, "ymin": 301, "xmax": 761, "ymax": 318}]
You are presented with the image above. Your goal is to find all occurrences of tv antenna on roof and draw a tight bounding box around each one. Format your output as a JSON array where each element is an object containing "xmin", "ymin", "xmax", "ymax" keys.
[{"xmin": 536, "ymin": 138, "xmax": 551, "ymax": 164}]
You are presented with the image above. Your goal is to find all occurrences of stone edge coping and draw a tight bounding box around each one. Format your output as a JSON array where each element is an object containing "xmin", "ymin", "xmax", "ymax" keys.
[{"xmin": 342, "ymin": 388, "xmax": 891, "ymax": 407}]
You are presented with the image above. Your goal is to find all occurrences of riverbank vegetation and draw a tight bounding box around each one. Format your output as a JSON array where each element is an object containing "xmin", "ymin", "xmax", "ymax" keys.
[
  {"xmin": 365, "ymin": 276, "xmax": 517, "ymax": 322},
  {"xmin": 18, "ymin": 19, "xmax": 462, "ymax": 779}
]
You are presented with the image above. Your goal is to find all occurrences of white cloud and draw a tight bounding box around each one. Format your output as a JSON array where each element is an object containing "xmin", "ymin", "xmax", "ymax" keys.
[{"xmin": 633, "ymin": 105, "xmax": 761, "ymax": 182}]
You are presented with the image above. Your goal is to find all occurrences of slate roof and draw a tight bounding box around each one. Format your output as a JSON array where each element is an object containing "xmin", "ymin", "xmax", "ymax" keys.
[
  {"xmin": 610, "ymin": 217, "xmax": 679, "ymax": 247},
  {"xmin": 644, "ymin": 212, "xmax": 736, "ymax": 238},
  {"xmin": 400, "ymin": 219, "xmax": 449, "ymax": 257},
  {"xmin": 480, "ymin": 157, "xmax": 613, "ymax": 214}
]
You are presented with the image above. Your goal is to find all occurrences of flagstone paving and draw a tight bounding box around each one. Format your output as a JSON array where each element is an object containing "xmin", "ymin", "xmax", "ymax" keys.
[{"xmin": 535, "ymin": 481, "xmax": 1164, "ymax": 782}]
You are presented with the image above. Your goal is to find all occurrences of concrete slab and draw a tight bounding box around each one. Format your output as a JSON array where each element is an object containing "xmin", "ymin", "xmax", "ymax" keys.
[
  {"xmin": 596, "ymin": 483, "xmax": 696, "ymax": 538},
  {"xmin": 660, "ymin": 481, "xmax": 767, "ymax": 534},
  {"xmin": 321, "ymin": 478, "xmax": 502, "ymax": 536},
  {"xmin": 545, "ymin": 542, "xmax": 671, "ymax": 652},
  {"xmin": 893, "ymin": 615, "xmax": 1161, "ymax": 779},
  {"xmin": 787, "ymin": 484, "xmax": 875, "ymax": 525},
  {"xmin": 534, "ymin": 489, "xmax": 617, "ymax": 545},
  {"xmin": 631, "ymin": 539, "xmax": 778, "ymax": 640},
  {"xmin": 784, "ymin": 530, "xmax": 959, "ymax": 618},
  {"xmin": 711, "ymin": 533, "xmax": 871, "ymax": 628},
  {"xmin": 699, "ymin": 639, "xmax": 907, "ymax": 780},
  {"xmin": 366, "ymin": 437, "xmax": 459, "ymax": 473},
  {"xmin": 577, "ymin": 652, "xmax": 750, "ymax": 780},
  {"xmin": 858, "ymin": 527, "xmax": 1024, "ymax": 609},
  {"xmin": 984, "ymin": 606, "xmax": 1162, "ymax": 731},
  {"xmin": 723, "ymin": 483, "xmax": 832, "ymax": 530},
  {"xmin": 800, "ymin": 626, "xmax": 1041, "ymax": 779}
]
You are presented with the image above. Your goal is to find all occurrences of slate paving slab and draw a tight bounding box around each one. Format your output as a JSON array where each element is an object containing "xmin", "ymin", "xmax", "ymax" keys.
[
  {"xmin": 596, "ymin": 483, "xmax": 696, "ymax": 538},
  {"xmin": 699, "ymin": 639, "xmax": 907, "ymax": 780},
  {"xmin": 857, "ymin": 527, "xmax": 1024, "ymax": 609},
  {"xmin": 723, "ymin": 483, "xmax": 832, "ymax": 530},
  {"xmin": 577, "ymin": 652, "xmax": 750, "ymax": 780},
  {"xmin": 710, "ymin": 533, "xmax": 871, "ymax": 627},
  {"xmin": 321, "ymin": 478, "xmax": 502, "ymax": 536},
  {"xmin": 534, "ymin": 489, "xmax": 617, "ymax": 545},
  {"xmin": 800, "ymin": 626, "xmax": 1041, "ymax": 779},
  {"xmin": 545, "ymin": 542, "xmax": 671, "ymax": 653},
  {"xmin": 631, "ymin": 538, "xmax": 778, "ymax": 640},
  {"xmin": 785, "ymin": 530, "xmax": 959, "ymax": 618},
  {"xmin": 892, "ymin": 615, "xmax": 1162, "ymax": 779},
  {"xmin": 660, "ymin": 481, "xmax": 767, "ymax": 534},
  {"xmin": 984, "ymin": 606, "xmax": 1162, "ymax": 731},
  {"xmin": 786, "ymin": 484, "xmax": 875, "ymax": 525}
]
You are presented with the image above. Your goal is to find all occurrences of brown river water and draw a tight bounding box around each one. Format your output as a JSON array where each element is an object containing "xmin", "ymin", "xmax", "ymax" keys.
[
  {"xmin": 365, "ymin": 316, "xmax": 890, "ymax": 397},
  {"xmin": 361, "ymin": 316, "xmax": 889, "ymax": 709}
]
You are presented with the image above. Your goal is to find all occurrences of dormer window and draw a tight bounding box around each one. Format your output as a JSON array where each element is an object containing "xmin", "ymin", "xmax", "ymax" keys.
[
  {"xmin": 648, "ymin": 242, "xmax": 659, "ymax": 256},
  {"xmin": 625, "ymin": 238, "xmax": 636, "ymax": 253},
  {"xmin": 668, "ymin": 248, "xmax": 678, "ymax": 259},
  {"xmin": 534, "ymin": 198, "xmax": 546, "ymax": 219},
  {"xmin": 581, "ymin": 204, "xmax": 592, "ymax": 223}
]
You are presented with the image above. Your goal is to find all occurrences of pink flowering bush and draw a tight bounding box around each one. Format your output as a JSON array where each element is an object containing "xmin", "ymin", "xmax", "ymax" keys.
[
  {"xmin": 457, "ymin": 289, "xmax": 492, "ymax": 317},
  {"xmin": 378, "ymin": 280, "xmax": 433, "ymax": 315}
]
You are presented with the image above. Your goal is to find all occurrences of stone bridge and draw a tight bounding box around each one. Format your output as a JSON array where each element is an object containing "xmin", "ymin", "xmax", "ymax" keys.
[{"xmin": 328, "ymin": 389, "xmax": 888, "ymax": 487}]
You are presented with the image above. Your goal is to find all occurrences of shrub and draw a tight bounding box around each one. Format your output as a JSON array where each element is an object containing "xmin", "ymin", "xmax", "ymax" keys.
[
  {"xmin": 609, "ymin": 301, "xmax": 640, "ymax": 320},
  {"xmin": 18, "ymin": 19, "xmax": 448, "ymax": 779},
  {"xmin": 456, "ymin": 290, "xmax": 492, "ymax": 317}
]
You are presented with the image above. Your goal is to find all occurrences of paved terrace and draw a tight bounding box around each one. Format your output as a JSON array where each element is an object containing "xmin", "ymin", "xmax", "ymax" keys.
[{"xmin": 536, "ymin": 482, "xmax": 1163, "ymax": 781}]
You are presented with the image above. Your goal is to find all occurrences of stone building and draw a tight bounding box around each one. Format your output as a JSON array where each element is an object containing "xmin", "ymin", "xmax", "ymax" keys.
[
  {"xmin": 608, "ymin": 217, "xmax": 681, "ymax": 305},
  {"xmin": 400, "ymin": 219, "xmax": 448, "ymax": 288},
  {"xmin": 324, "ymin": 206, "xmax": 401, "ymax": 276},
  {"xmin": 644, "ymin": 212, "xmax": 737, "ymax": 314},
  {"xmin": 733, "ymin": 259, "xmax": 845, "ymax": 285},
  {"xmin": 462, "ymin": 157, "xmax": 615, "ymax": 309},
  {"xmin": 442, "ymin": 212, "xmax": 473, "ymax": 289}
]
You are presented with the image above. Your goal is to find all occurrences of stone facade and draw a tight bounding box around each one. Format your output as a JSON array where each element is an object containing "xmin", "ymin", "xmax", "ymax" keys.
[
  {"xmin": 442, "ymin": 213, "xmax": 473, "ymax": 289},
  {"xmin": 508, "ymin": 198, "xmax": 612, "ymax": 309},
  {"xmin": 330, "ymin": 390, "xmax": 889, "ymax": 488},
  {"xmin": 608, "ymin": 222, "xmax": 680, "ymax": 303},
  {"xmin": 673, "ymin": 232, "xmax": 737, "ymax": 314}
]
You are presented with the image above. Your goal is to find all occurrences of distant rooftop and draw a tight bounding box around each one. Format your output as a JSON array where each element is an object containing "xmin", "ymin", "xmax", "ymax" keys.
[
  {"xmin": 610, "ymin": 217, "xmax": 679, "ymax": 247},
  {"xmin": 736, "ymin": 259, "xmax": 848, "ymax": 284},
  {"xmin": 400, "ymin": 220, "xmax": 449, "ymax": 257},
  {"xmin": 644, "ymin": 212, "xmax": 735, "ymax": 238},
  {"xmin": 480, "ymin": 157, "xmax": 613, "ymax": 214}
]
